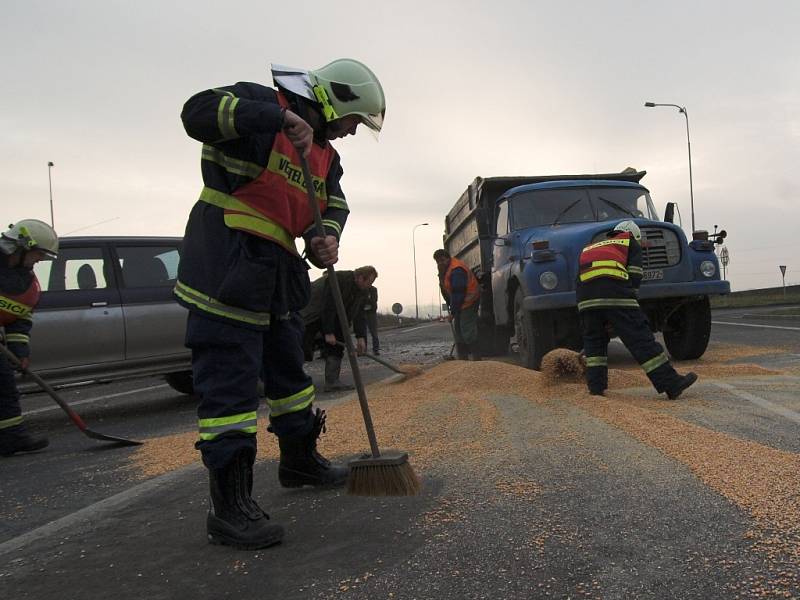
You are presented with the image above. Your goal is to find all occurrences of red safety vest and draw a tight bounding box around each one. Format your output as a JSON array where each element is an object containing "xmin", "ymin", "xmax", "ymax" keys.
[
  {"xmin": 444, "ymin": 258, "xmax": 480, "ymax": 309},
  {"xmin": 225, "ymin": 92, "xmax": 337, "ymax": 249},
  {"xmin": 0, "ymin": 274, "xmax": 40, "ymax": 326},
  {"xmin": 579, "ymin": 232, "xmax": 631, "ymax": 283}
]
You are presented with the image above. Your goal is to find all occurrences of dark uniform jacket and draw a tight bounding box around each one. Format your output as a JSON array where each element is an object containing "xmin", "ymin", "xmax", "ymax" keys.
[
  {"xmin": 301, "ymin": 271, "xmax": 368, "ymax": 356},
  {"xmin": 0, "ymin": 256, "xmax": 37, "ymax": 359},
  {"xmin": 576, "ymin": 232, "xmax": 643, "ymax": 310},
  {"xmin": 175, "ymin": 82, "xmax": 350, "ymax": 330},
  {"xmin": 363, "ymin": 286, "xmax": 378, "ymax": 314}
]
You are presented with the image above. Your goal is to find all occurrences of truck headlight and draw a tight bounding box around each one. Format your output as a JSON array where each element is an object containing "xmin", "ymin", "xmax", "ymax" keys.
[
  {"xmin": 700, "ymin": 261, "xmax": 716, "ymax": 278},
  {"xmin": 539, "ymin": 271, "xmax": 558, "ymax": 290}
]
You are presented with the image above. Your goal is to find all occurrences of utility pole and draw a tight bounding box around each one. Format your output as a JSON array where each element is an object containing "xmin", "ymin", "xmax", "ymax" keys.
[
  {"xmin": 47, "ymin": 161, "xmax": 55, "ymax": 228},
  {"xmin": 412, "ymin": 222, "xmax": 429, "ymax": 320}
]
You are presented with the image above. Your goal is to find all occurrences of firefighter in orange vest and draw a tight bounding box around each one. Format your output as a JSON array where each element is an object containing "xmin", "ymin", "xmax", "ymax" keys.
[
  {"xmin": 434, "ymin": 249, "xmax": 481, "ymax": 360},
  {"xmin": 0, "ymin": 220, "xmax": 59, "ymax": 456},
  {"xmin": 576, "ymin": 221, "xmax": 697, "ymax": 399},
  {"xmin": 176, "ymin": 59, "xmax": 385, "ymax": 550}
]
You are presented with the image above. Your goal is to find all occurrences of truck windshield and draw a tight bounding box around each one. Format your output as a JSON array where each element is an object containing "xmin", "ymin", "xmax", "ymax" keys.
[{"xmin": 510, "ymin": 186, "xmax": 657, "ymax": 229}]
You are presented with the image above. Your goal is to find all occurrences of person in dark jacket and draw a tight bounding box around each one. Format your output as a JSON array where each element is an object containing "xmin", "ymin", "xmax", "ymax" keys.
[
  {"xmin": 434, "ymin": 249, "xmax": 481, "ymax": 360},
  {"xmin": 576, "ymin": 220, "xmax": 697, "ymax": 399},
  {"xmin": 363, "ymin": 285, "xmax": 380, "ymax": 355},
  {"xmin": 0, "ymin": 220, "xmax": 59, "ymax": 456},
  {"xmin": 175, "ymin": 59, "xmax": 385, "ymax": 550},
  {"xmin": 301, "ymin": 266, "xmax": 378, "ymax": 392}
]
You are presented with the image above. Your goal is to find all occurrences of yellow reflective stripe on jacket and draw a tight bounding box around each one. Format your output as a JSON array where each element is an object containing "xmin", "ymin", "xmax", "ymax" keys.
[
  {"xmin": 628, "ymin": 265, "xmax": 643, "ymax": 276},
  {"xmin": 198, "ymin": 411, "xmax": 258, "ymax": 441},
  {"xmin": 198, "ymin": 187, "xmax": 297, "ymax": 253},
  {"xmin": 267, "ymin": 384, "xmax": 314, "ymax": 417},
  {"xmin": 201, "ymin": 145, "xmax": 263, "ymax": 179},
  {"xmin": 641, "ymin": 352, "xmax": 669, "ymax": 374},
  {"xmin": 0, "ymin": 415, "xmax": 23, "ymax": 430},
  {"xmin": 587, "ymin": 238, "xmax": 630, "ymax": 249},
  {"xmin": 266, "ymin": 150, "xmax": 327, "ymax": 200},
  {"xmin": 222, "ymin": 213, "xmax": 298, "ymax": 254},
  {"xmin": 216, "ymin": 94, "xmax": 239, "ymax": 140},
  {"xmin": 577, "ymin": 298, "xmax": 640, "ymax": 311},
  {"xmin": 326, "ymin": 195, "xmax": 348, "ymax": 210},
  {"xmin": 590, "ymin": 260, "xmax": 627, "ymax": 271},
  {"xmin": 0, "ymin": 295, "xmax": 33, "ymax": 319},
  {"xmin": 321, "ymin": 219, "xmax": 342, "ymax": 237},
  {"xmin": 580, "ymin": 267, "xmax": 629, "ymax": 282},
  {"xmin": 174, "ymin": 280, "xmax": 271, "ymax": 327},
  {"xmin": 5, "ymin": 333, "xmax": 29, "ymax": 344},
  {"xmin": 585, "ymin": 356, "xmax": 608, "ymax": 367}
]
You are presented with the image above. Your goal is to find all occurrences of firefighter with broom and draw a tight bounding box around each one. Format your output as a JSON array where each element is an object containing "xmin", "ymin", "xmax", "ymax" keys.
[
  {"xmin": 576, "ymin": 220, "xmax": 697, "ymax": 399},
  {"xmin": 0, "ymin": 220, "xmax": 58, "ymax": 456},
  {"xmin": 175, "ymin": 59, "xmax": 386, "ymax": 550}
]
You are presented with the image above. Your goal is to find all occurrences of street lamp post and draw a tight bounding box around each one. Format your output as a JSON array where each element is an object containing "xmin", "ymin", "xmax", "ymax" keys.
[
  {"xmin": 47, "ymin": 161, "xmax": 55, "ymax": 228},
  {"xmin": 412, "ymin": 222, "xmax": 429, "ymax": 320},
  {"xmin": 644, "ymin": 102, "xmax": 695, "ymax": 232}
]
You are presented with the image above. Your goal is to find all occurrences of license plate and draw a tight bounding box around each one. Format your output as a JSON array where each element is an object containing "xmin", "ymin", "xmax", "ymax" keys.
[{"xmin": 642, "ymin": 269, "xmax": 664, "ymax": 281}]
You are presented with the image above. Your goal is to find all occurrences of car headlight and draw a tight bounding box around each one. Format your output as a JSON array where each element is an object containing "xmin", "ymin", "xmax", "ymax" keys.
[
  {"xmin": 539, "ymin": 271, "xmax": 558, "ymax": 290},
  {"xmin": 700, "ymin": 261, "xmax": 716, "ymax": 278}
]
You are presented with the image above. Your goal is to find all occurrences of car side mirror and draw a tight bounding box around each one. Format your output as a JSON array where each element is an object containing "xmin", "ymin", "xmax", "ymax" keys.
[{"xmin": 664, "ymin": 202, "xmax": 675, "ymax": 223}]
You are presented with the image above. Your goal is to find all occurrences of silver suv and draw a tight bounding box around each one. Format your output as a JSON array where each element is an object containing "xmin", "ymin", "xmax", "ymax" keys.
[{"xmin": 21, "ymin": 236, "xmax": 192, "ymax": 393}]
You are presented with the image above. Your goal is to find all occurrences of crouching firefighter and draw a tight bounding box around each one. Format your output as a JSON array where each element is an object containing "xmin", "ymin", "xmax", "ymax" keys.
[
  {"xmin": 175, "ymin": 58, "xmax": 386, "ymax": 550},
  {"xmin": 0, "ymin": 220, "xmax": 59, "ymax": 456},
  {"xmin": 576, "ymin": 220, "xmax": 697, "ymax": 399}
]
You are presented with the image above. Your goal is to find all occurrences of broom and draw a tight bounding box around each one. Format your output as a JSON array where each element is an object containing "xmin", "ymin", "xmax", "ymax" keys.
[
  {"xmin": 299, "ymin": 156, "xmax": 421, "ymax": 496},
  {"xmin": 334, "ymin": 341, "xmax": 423, "ymax": 378}
]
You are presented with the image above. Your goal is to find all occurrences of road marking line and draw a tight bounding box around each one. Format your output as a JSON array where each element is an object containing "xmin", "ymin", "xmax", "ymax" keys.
[
  {"xmin": 0, "ymin": 463, "xmax": 202, "ymax": 557},
  {"xmin": 712, "ymin": 321, "xmax": 800, "ymax": 332},
  {"xmin": 24, "ymin": 384, "xmax": 170, "ymax": 416},
  {"xmin": 392, "ymin": 323, "xmax": 438, "ymax": 334},
  {"xmin": 712, "ymin": 381, "xmax": 800, "ymax": 425}
]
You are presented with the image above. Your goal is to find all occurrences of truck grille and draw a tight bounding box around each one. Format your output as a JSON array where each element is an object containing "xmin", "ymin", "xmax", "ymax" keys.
[{"xmin": 640, "ymin": 227, "xmax": 681, "ymax": 268}]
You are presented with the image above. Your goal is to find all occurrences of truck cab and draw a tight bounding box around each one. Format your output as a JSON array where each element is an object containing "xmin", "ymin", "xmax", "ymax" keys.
[{"xmin": 443, "ymin": 170, "xmax": 730, "ymax": 369}]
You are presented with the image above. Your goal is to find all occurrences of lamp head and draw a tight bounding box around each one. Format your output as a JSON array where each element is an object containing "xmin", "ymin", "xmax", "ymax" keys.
[{"xmin": 644, "ymin": 102, "xmax": 656, "ymax": 107}]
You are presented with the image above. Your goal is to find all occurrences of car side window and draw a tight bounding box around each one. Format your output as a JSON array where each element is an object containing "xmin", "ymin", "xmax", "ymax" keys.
[
  {"xmin": 34, "ymin": 247, "xmax": 108, "ymax": 292},
  {"xmin": 117, "ymin": 246, "xmax": 180, "ymax": 288},
  {"xmin": 496, "ymin": 201, "xmax": 509, "ymax": 236}
]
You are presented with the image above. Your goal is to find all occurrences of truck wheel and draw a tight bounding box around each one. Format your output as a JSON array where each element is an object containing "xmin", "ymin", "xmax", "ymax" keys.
[
  {"xmin": 664, "ymin": 297, "xmax": 712, "ymax": 360},
  {"xmin": 513, "ymin": 288, "xmax": 553, "ymax": 370},
  {"xmin": 165, "ymin": 371, "xmax": 194, "ymax": 395}
]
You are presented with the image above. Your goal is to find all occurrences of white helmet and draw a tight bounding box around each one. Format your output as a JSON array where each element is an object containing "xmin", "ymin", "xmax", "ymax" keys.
[
  {"xmin": 2, "ymin": 219, "xmax": 59, "ymax": 257},
  {"xmin": 613, "ymin": 220, "xmax": 641, "ymax": 242},
  {"xmin": 272, "ymin": 59, "xmax": 386, "ymax": 133}
]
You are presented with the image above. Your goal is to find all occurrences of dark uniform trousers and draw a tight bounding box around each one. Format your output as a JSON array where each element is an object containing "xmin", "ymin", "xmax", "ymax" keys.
[
  {"xmin": 580, "ymin": 307, "xmax": 682, "ymax": 394},
  {"xmin": 0, "ymin": 350, "xmax": 22, "ymax": 427},
  {"xmin": 187, "ymin": 311, "xmax": 314, "ymax": 470},
  {"xmin": 365, "ymin": 310, "xmax": 379, "ymax": 353}
]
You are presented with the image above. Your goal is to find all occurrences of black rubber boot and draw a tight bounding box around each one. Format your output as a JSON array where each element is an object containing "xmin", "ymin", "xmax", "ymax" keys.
[
  {"xmin": 278, "ymin": 408, "xmax": 348, "ymax": 488},
  {"xmin": 323, "ymin": 354, "xmax": 353, "ymax": 393},
  {"xmin": 455, "ymin": 343, "xmax": 469, "ymax": 360},
  {"xmin": 0, "ymin": 427, "xmax": 49, "ymax": 457},
  {"xmin": 666, "ymin": 372, "xmax": 698, "ymax": 400},
  {"xmin": 206, "ymin": 448, "xmax": 284, "ymax": 550}
]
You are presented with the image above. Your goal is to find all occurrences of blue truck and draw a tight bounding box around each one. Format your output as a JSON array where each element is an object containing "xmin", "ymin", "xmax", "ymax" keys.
[{"xmin": 442, "ymin": 169, "xmax": 730, "ymax": 369}]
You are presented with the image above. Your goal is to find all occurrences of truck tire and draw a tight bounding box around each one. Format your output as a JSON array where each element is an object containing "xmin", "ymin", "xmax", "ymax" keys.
[
  {"xmin": 663, "ymin": 297, "xmax": 712, "ymax": 360},
  {"xmin": 513, "ymin": 288, "xmax": 553, "ymax": 370},
  {"xmin": 165, "ymin": 371, "xmax": 194, "ymax": 395}
]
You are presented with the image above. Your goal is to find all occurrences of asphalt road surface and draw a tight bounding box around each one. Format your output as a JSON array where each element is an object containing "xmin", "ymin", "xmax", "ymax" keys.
[{"xmin": 1, "ymin": 307, "xmax": 799, "ymax": 599}]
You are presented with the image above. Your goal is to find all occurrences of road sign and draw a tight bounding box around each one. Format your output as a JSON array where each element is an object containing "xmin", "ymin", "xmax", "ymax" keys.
[
  {"xmin": 391, "ymin": 302, "xmax": 403, "ymax": 315},
  {"xmin": 779, "ymin": 265, "xmax": 787, "ymax": 276}
]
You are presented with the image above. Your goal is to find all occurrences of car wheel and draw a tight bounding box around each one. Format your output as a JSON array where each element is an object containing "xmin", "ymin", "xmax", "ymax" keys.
[{"xmin": 165, "ymin": 371, "xmax": 194, "ymax": 395}]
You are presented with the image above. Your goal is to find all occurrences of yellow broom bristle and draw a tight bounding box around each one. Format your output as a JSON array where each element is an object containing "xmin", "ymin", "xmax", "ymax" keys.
[
  {"xmin": 346, "ymin": 461, "xmax": 422, "ymax": 496},
  {"xmin": 541, "ymin": 348, "xmax": 586, "ymax": 384}
]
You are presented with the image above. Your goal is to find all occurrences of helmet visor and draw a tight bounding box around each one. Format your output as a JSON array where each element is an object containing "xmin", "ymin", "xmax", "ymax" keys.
[{"xmin": 361, "ymin": 110, "xmax": 384, "ymax": 133}]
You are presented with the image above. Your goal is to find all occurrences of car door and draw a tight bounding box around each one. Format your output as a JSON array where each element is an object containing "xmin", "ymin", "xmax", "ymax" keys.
[
  {"xmin": 31, "ymin": 242, "xmax": 125, "ymax": 372},
  {"xmin": 113, "ymin": 241, "xmax": 188, "ymax": 360}
]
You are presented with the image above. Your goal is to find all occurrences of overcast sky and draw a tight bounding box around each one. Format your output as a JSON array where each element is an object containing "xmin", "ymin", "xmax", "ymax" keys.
[{"xmin": 3, "ymin": 0, "xmax": 799, "ymax": 314}]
